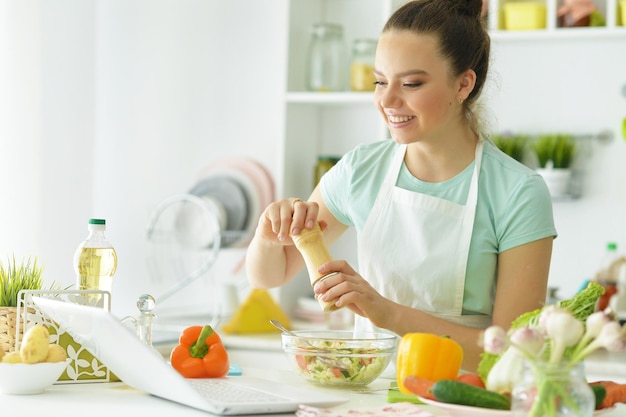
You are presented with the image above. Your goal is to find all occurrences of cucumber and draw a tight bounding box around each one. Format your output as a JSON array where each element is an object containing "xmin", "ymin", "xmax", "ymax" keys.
[
  {"xmin": 431, "ymin": 379, "xmax": 511, "ymax": 410},
  {"xmin": 591, "ymin": 384, "xmax": 606, "ymax": 409}
]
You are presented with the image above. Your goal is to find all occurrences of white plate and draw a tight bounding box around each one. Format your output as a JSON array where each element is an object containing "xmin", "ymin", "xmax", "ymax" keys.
[
  {"xmin": 417, "ymin": 396, "xmax": 509, "ymax": 417},
  {"xmin": 188, "ymin": 175, "xmax": 249, "ymax": 233},
  {"xmin": 417, "ymin": 396, "xmax": 614, "ymax": 417},
  {"xmin": 195, "ymin": 157, "xmax": 275, "ymax": 248}
]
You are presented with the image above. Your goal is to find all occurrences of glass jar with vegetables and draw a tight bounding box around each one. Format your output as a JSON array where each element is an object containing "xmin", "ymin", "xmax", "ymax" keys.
[
  {"xmin": 314, "ymin": 155, "xmax": 340, "ymax": 187},
  {"xmin": 512, "ymin": 361, "xmax": 594, "ymax": 417},
  {"xmin": 482, "ymin": 283, "xmax": 626, "ymax": 417}
]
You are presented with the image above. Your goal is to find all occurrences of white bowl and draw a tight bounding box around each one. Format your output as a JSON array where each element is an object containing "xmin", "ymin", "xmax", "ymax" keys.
[{"xmin": 0, "ymin": 359, "xmax": 70, "ymax": 395}]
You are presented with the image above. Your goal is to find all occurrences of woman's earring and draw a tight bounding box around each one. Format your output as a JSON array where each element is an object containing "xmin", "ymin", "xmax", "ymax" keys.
[{"xmin": 457, "ymin": 96, "xmax": 464, "ymax": 104}]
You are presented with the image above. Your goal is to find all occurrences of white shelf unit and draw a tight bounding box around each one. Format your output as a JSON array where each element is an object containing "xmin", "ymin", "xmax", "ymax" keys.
[
  {"xmin": 277, "ymin": 0, "xmax": 404, "ymax": 314},
  {"xmin": 278, "ymin": 0, "xmax": 626, "ymax": 198},
  {"xmin": 279, "ymin": 0, "xmax": 401, "ymax": 201},
  {"xmin": 279, "ymin": 0, "xmax": 626, "ymax": 198},
  {"xmin": 488, "ymin": 0, "xmax": 626, "ymax": 35}
]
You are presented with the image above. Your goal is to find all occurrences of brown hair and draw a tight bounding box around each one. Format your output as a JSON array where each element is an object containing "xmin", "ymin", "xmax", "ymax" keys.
[{"xmin": 383, "ymin": 0, "xmax": 490, "ymax": 132}]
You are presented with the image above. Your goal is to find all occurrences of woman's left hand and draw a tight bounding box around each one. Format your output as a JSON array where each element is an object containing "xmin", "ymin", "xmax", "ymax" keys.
[{"xmin": 313, "ymin": 261, "xmax": 392, "ymax": 327}]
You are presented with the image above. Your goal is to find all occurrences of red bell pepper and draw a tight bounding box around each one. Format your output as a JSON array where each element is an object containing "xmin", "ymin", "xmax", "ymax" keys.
[{"xmin": 170, "ymin": 325, "xmax": 230, "ymax": 378}]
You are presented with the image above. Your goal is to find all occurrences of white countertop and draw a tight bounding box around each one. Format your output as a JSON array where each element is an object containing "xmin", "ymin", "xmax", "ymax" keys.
[
  {"xmin": 584, "ymin": 349, "xmax": 626, "ymax": 383},
  {"xmin": 3, "ymin": 333, "xmax": 626, "ymax": 417},
  {"xmin": 1, "ymin": 346, "xmax": 404, "ymax": 417}
]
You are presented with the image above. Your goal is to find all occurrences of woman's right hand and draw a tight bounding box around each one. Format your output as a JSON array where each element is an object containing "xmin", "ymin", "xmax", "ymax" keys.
[
  {"xmin": 246, "ymin": 188, "xmax": 339, "ymax": 289},
  {"xmin": 254, "ymin": 198, "xmax": 323, "ymax": 245}
]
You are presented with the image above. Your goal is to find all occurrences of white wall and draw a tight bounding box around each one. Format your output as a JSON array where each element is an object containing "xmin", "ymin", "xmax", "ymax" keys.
[
  {"xmin": 1, "ymin": 1, "xmax": 624, "ymax": 319},
  {"xmin": 90, "ymin": 0, "xmax": 288, "ymax": 316},
  {"xmin": 0, "ymin": 2, "xmax": 44, "ymax": 265},
  {"xmin": 0, "ymin": 0, "xmax": 94, "ymax": 286},
  {"xmin": 1, "ymin": 0, "xmax": 288, "ymax": 317}
]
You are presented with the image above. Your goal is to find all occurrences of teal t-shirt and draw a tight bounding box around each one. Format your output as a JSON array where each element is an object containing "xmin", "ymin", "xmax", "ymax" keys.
[{"xmin": 320, "ymin": 139, "xmax": 557, "ymax": 317}]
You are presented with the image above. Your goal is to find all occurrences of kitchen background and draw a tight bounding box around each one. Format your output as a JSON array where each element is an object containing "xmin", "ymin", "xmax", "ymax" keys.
[{"xmin": 1, "ymin": 0, "xmax": 625, "ymax": 322}]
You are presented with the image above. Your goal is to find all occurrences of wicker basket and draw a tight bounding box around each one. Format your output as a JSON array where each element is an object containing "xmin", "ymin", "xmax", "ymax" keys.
[{"xmin": 0, "ymin": 306, "xmax": 20, "ymax": 354}]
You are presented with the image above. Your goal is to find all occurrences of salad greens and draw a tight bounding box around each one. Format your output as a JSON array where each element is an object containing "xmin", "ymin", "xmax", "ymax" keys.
[{"xmin": 293, "ymin": 342, "xmax": 389, "ymax": 386}]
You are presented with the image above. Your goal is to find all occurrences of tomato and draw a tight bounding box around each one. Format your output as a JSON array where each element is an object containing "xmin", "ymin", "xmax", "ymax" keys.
[
  {"xmin": 456, "ymin": 372, "xmax": 486, "ymax": 389},
  {"xmin": 295, "ymin": 354, "xmax": 308, "ymax": 370}
]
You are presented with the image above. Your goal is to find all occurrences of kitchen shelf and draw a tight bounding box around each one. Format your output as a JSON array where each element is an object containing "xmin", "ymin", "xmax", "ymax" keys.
[
  {"xmin": 488, "ymin": 0, "xmax": 626, "ymax": 36},
  {"xmin": 491, "ymin": 26, "xmax": 626, "ymax": 41},
  {"xmin": 286, "ymin": 91, "xmax": 375, "ymax": 104}
]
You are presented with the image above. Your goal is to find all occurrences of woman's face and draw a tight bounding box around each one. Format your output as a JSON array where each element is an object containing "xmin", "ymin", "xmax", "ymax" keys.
[{"xmin": 373, "ymin": 30, "xmax": 463, "ymax": 145}]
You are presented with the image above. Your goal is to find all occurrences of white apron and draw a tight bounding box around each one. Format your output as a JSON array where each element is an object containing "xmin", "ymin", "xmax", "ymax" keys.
[{"xmin": 355, "ymin": 141, "xmax": 490, "ymax": 333}]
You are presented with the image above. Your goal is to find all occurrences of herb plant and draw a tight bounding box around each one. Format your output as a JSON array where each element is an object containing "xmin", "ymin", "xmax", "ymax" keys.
[
  {"xmin": 532, "ymin": 134, "xmax": 576, "ymax": 169},
  {"xmin": 491, "ymin": 133, "xmax": 529, "ymax": 163},
  {"xmin": 0, "ymin": 256, "xmax": 45, "ymax": 307}
]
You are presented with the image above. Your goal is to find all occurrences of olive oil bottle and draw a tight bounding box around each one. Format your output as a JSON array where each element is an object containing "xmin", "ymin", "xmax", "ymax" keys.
[{"xmin": 73, "ymin": 218, "xmax": 117, "ymax": 296}]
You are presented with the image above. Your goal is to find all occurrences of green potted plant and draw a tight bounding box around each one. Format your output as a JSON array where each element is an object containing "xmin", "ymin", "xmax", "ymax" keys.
[
  {"xmin": 0, "ymin": 256, "xmax": 45, "ymax": 354},
  {"xmin": 532, "ymin": 133, "xmax": 576, "ymax": 169},
  {"xmin": 531, "ymin": 133, "xmax": 576, "ymax": 198},
  {"xmin": 490, "ymin": 132, "xmax": 529, "ymax": 163}
]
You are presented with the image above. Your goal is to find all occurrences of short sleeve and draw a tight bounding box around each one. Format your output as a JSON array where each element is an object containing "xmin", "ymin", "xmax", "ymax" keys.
[
  {"xmin": 320, "ymin": 154, "xmax": 354, "ymax": 227},
  {"xmin": 497, "ymin": 173, "xmax": 557, "ymax": 252}
]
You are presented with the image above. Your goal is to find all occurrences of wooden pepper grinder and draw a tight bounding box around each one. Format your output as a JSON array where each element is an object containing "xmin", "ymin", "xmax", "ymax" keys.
[{"xmin": 291, "ymin": 222, "xmax": 340, "ymax": 311}]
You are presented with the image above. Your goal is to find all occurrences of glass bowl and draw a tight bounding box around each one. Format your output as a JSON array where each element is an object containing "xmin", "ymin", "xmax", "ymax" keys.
[{"xmin": 281, "ymin": 330, "xmax": 398, "ymax": 388}]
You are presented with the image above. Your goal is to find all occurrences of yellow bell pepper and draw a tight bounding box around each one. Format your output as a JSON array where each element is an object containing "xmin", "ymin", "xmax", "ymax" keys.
[{"xmin": 396, "ymin": 333, "xmax": 463, "ymax": 395}]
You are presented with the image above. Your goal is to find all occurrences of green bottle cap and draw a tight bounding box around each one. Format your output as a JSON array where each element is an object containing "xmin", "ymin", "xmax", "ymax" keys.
[{"xmin": 89, "ymin": 219, "xmax": 106, "ymax": 225}]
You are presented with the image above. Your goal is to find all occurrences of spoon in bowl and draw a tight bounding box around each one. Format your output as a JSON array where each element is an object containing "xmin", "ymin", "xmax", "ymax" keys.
[
  {"xmin": 269, "ymin": 319, "xmax": 349, "ymax": 370},
  {"xmin": 269, "ymin": 319, "xmax": 294, "ymax": 335},
  {"xmin": 269, "ymin": 319, "xmax": 331, "ymax": 351}
]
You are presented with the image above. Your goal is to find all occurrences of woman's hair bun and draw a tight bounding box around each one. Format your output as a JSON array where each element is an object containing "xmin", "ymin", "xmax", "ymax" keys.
[{"xmin": 454, "ymin": 0, "xmax": 484, "ymax": 19}]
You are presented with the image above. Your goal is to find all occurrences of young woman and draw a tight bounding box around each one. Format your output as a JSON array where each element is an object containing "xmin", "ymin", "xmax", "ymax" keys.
[{"xmin": 246, "ymin": 0, "xmax": 556, "ymax": 371}]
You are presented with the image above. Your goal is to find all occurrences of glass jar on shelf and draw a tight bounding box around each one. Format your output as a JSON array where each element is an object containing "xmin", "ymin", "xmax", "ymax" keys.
[
  {"xmin": 314, "ymin": 155, "xmax": 341, "ymax": 187},
  {"xmin": 306, "ymin": 23, "xmax": 347, "ymax": 92},
  {"xmin": 350, "ymin": 38, "xmax": 377, "ymax": 92}
]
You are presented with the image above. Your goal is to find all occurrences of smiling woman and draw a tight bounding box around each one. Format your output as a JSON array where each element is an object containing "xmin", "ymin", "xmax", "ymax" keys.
[{"xmin": 245, "ymin": 0, "xmax": 557, "ymax": 373}]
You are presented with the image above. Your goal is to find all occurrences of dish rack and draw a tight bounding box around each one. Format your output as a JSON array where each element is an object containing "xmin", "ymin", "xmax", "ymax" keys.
[{"xmin": 143, "ymin": 157, "xmax": 275, "ymax": 337}]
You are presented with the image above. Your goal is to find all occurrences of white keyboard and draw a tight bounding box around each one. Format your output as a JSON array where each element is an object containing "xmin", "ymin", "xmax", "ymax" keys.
[{"xmin": 190, "ymin": 379, "xmax": 290, "ymax": 404}]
